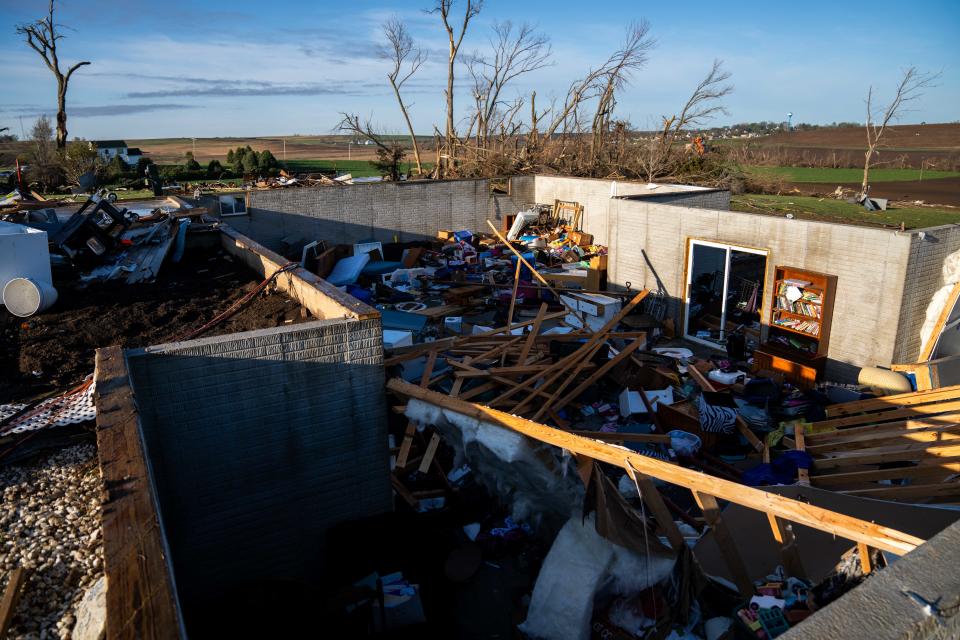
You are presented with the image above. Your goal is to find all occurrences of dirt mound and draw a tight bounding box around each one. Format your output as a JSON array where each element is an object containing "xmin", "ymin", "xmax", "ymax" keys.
[{"xmin": 0, "ymin": 249, "xmax": 308, "ymax": 404}]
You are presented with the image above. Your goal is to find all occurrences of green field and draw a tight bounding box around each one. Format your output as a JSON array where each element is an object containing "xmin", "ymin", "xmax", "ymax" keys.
[
  {"xmin": 746, "ymin": 166, "xmax": 960, "ymax": 183},
  {"xmin": 283, "ymin": 159, "xmax": 432, "ymax": 177},
  {"xmin": 731, "ymin": 194, "xmax": 960, "ymax": 229}
]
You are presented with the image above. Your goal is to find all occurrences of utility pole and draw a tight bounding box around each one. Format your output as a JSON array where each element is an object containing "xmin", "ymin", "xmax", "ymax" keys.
[
  {"xmin": 348, "ymin": 141, "xmax": 352, "ymax": 160},
  {"xmin": 283, "ymin": 138, "xmax": 286, "ymax": 161},
  {"xmin": 19, "ymin": 115, "xmax": 25, "ymax": 139},
  {"xmin": 191, "ymin": 137, "xmax": 196, "ymax": 157}
]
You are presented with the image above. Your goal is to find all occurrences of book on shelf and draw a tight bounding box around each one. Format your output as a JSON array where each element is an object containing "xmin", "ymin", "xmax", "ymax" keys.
[{"xmin": 772, "ymin": 316, "xmax": 820, "ymax": 336}]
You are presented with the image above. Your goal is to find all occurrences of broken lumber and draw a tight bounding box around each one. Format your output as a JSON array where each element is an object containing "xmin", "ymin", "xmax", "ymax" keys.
[{"xmin": 388, "ymin": 378, "xmax": 924, "ymax": 555}]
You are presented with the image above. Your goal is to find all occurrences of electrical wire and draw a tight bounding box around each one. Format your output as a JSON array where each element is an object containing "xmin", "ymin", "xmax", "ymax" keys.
[{"xmin": 174, "ymin": 262, "xmax": 300, "ymax": 342}]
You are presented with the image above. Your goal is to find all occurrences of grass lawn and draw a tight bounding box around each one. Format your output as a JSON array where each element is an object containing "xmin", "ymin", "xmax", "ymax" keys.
[
  {"xmin": 746, "ymin": 166, "xmax": 960, "ymax": 183},
  {"xmin": 732, "ymin": 194, "xmax": 960, "ymax": 229}
]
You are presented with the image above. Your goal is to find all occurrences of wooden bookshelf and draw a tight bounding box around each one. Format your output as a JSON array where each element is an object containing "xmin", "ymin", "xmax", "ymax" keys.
[{"xmin": 755, "ymin": 266, "xmax": 838, "ymax": 387}]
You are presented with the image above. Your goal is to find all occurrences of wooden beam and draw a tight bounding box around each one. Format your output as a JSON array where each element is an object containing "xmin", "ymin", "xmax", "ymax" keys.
[
  {"xmin": 858, "ymin": 542, "xmax": 873, "ymax": 574},
  {"xmin": 795, "ymin": 424, "xmax": 810, "ymax": 486},
  {"xmin": 388, "ymin": 378, "xmax": 924, "ymax": 555},
  {"xmin": 418, "ymin": 433, "xmax": 442, "ymax": 474},
  {"xmin": 806, "ymin": 424, "xmax": 960, "ymax": 454},
  {"xmin": 824, "ymin": 384, "xmax": 960, "ymax": 418},
  {"xmin": 813, "ymin": 443, "xmax": 960, "ymax": 471},
  {"xmin": 807, "ymin": 414, "xmax": 960, "ymax": 442},
  {"xmin": 397, "ymin": 350, "xmax": 437, "ymax": 468},
  {"xmin": 574, "ymin": 431, "xmax": 672, "ymax": 444},
  {"xmin": 488, "ymin": 290, "xmax": 650, "ymax": 409},
  {"xmin": 632, "ymin": 471, "xmax": 687, "ymax": 551},
  {"xmin": 810, "ymin": 460, "xmax": 960, "ymax": 487},
  {"xmin": 766, "ymin": 514, "xmax": 806, "ymax": 579},
  {"xmin": 551, "ymin": 339, "xmax": 644, "ymax": 414},
  {"xmin": 693, "ymin": 491, "xmax": 754, "ymax": 597},
  {"xmin": 811, "ymin": 400, "xmax": 960, "ymax": 430},
  {"xmin": 485, "ymin": 219, "xmax": 577, "ymax": 315},
  {"xmin": 0, "ymin": 567, "xmax": 29, "ymax": 638},
  {"xmin": 94, "ymin": 347, "xmax": 184, "ymax": 639},
  {"xmin": 519, "ymin": 303, "xmax": 548, "ymax": 365}
]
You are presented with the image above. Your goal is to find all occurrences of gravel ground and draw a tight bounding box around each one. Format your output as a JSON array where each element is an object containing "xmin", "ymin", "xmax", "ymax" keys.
[{"xmin": 0, "ymin": 443, "xmax": 104, "ymax": 639}]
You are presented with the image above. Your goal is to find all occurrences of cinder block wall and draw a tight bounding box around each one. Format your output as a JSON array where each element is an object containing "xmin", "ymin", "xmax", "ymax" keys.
[
  {"xmin": 894, "ymin": 224, "xmax": 960, "ymax": 363},
  {"xmin": 641, "ymin": 189, "xmax": 731, "ymax": 210},
  {"xmin": 126, "ymin": 318, "xmax": 390, "ymax": 612},
  {"xmin": 233, "ymin": 179, "xmax": 493, "ymax": 251},
  {"xmin": 603, "ymin": 198, "xmax": 913, "ymax": 377}
]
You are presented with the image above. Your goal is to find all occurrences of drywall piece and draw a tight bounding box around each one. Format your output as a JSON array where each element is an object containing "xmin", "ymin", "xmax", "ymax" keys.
[
  {"xmin": 405, "ymin": 398, "xmax": 582, "ymax": 530},
  {"xmin": 519, "ymin": 514, "xmax": 675, "ymax": 640},
  {"xmin": 327, "ymin": 254, "xmax": 371, "ymax": 286},
  {"xmin": 694, "ymin": 485, "xmax": 959, "ymax": 584}
]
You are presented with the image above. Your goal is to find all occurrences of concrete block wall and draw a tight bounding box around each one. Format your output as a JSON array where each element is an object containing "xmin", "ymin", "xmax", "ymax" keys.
[
  {"xmin": 601, "ymin": 198, "xmax": 914, "ymax": 377},
  {"xmin": 640, "ymin": 189, "xmax": 731, "ymax": 210},
  {"xmin": 533, "ymin": 176, "xmax": 728, "ymax": 244},
  {"xmin": 231, "ymin": 179, "xmax": 492, "ymax": 251},
  {"xmin": 893, "ymin": 224, "xmax": 960, "ymax": 363},
  {"xmin": 126, "ymin": 317, "xmax": 390, "ymax": 610}
]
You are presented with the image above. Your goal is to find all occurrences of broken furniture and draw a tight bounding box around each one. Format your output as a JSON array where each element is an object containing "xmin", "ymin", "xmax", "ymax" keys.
[
  {"xmin": 754, "ymin": 266, "xmax": 837, "ymax": 389},
  {"xmin": 50, "ymin": 190, "xmax": 137, "ymax": 264}
]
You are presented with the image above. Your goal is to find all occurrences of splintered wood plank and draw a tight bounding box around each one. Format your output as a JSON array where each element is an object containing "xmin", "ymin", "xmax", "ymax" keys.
[
  {"xmin": 397, "ymin": 350, "xmax": 438, "ymax": 467},
  {"xmin": 807, "ymin": 414, "xmax": 960, "ymax": 442},
  {"xmin": 387, "ymin": 378, "xmax": 925, "ymax": 556},
  {"xmin": 810, "ymin": 459, "xmax": 960, "ymax": 487},
  {"xmin": 418, "ymin": 433, "xmax": 442, "ymax": 473},
  {"xmin": 0, "ymin": 567, "xmax": 29, "ymax": 637},
  {"xmin": 632, "ymin": 471, "xmax": 687, "ymax": 551},
  {"xmin": 518, "ymin": 303, "xmax": 548, "ymax": 365},
  {"xmin": 811, "ymin": 400, "xmax": 960, "ymax": 430},
  {"xmin": 94, "ymin": 346, "xmax": 183, "ymax": 639},
  {"xmin": 766, "ymin": 514, "xmax": 806, "ymax": 579},
  {"xmin": 858, "ymin": 542, "xmax": 873, "ymax": 574},
  {"xmin": 824, "ymin": 384, "xmax": 960, "ymax": 418},
  {"xmin": 795, "ymin": 424, "xmax": 810, "ymax": 486},
  {"xmin": 489, "ymin": 290, "xmax": 650, "ymax": 409},
  {"xmin": 551, "ymin": 338, "xmax": 644, "ymax": 414},
  {"xmin": 806, "ymin": 424, "xmax": 960, "ymax": 454}
]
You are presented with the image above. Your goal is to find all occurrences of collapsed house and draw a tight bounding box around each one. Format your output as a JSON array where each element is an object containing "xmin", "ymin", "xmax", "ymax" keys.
[{"xmin": 2, "ymin": 176, "xmax": 960, "ymax": 639}]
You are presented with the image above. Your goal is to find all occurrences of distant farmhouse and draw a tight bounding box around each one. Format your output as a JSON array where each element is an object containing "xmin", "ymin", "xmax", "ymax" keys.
[{"xmin": 90, "ymin": 140, "xmax": 143, "ymax": 166}]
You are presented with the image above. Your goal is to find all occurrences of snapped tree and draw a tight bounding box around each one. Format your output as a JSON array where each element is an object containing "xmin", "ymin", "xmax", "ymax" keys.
[
  {"xmin": 860, "ymin": 67, "xmax": 939, "ymax": 199},
  {"xmin": 16, "ymin": 0, "xmax": 91, "ymax": 150},
  {"xmin": 380, "ymin": 18, "xmax": 426, "ymax": 175}
]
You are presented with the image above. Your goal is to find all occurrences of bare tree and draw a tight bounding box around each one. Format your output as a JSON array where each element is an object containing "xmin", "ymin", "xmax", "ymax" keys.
[
  {"xmin": 380, "ymin": 18, "xmax": 427, "ymax": 175},
  {"xmin": 337, "ymin": 113, "xmax": 407, "ymax": 181},
  {"xmin": 543, "ymin": 21, "xmax": 654, "ymax": 143},
  {"xmin": 16, "ymin": 1, "xmax": 91, "ymax": 150},
  {"xmin": 465, "ymin": 21, "xmax": 551, "ymax": 151},
  {"xmin": 428, "ymin": 0, "xmax": 483, "ymax": 173},
  {"xmin": 861, "ymin": 67, "xmax": 939, "ymax": 197},
  {"xmin": 641, "ymin": 59, "xmax": 733, "ymax": 180},
  {"xmin": 589, "ymin": 22, "xmax": 655, "ymax": 160}
]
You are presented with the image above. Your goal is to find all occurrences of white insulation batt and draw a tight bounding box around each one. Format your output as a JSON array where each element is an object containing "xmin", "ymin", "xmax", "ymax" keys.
[
  {"xmin": 920, "ymin": 248, "xmax": 960, "ymax": 356},
  {"xmin": 519, "ymin": 514, "xmax": 676, "ymax": 640},
  {"xmin": 405, "ymin": 399, "xmax": 583, "ymax": 529}
]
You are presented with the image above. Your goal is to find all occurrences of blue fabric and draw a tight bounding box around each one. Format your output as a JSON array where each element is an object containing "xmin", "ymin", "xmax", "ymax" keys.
[{"xmin": 743, "ymin": 450, "xmax": 814, "ymax": 487}]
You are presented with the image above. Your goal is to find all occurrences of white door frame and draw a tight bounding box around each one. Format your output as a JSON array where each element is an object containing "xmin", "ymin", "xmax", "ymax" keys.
[{"xmin": 683, "ymin": 239, "xmax": 768, "ymax": 349}]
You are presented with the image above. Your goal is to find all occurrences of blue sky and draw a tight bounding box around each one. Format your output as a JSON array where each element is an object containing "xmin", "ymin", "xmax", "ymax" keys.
[{"xmin": 0, "ymin": 0, "xmax": 957, "ymax": 139}]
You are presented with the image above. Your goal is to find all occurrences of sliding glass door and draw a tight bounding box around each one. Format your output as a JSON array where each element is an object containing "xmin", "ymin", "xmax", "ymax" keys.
[{"xmin": 684, "ymin": 240, "xmax": 767, "ymax": 348}]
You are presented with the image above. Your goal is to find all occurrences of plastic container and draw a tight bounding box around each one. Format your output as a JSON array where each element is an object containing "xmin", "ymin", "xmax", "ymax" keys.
[{"xmin": 3, "ymin": 277, "xmax": 58, "ymax": 317}]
